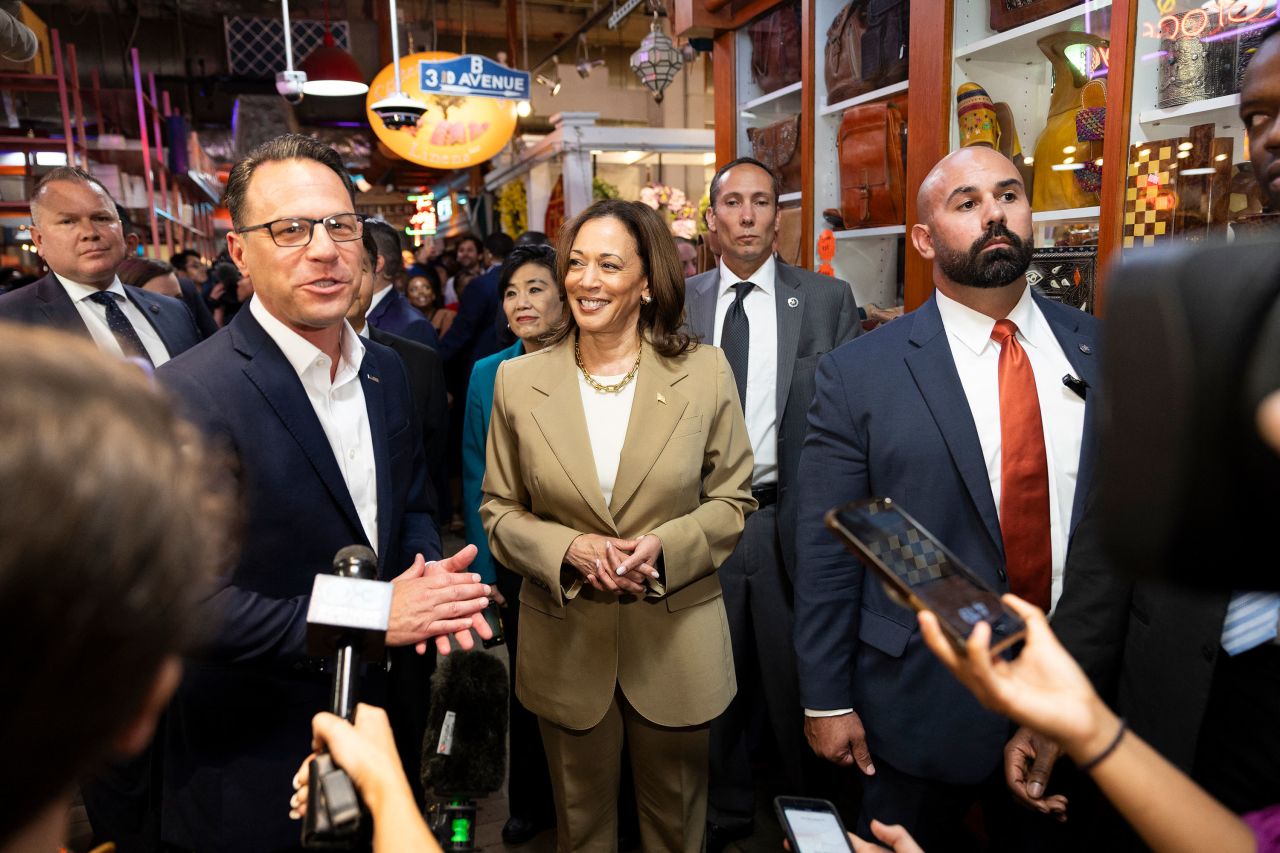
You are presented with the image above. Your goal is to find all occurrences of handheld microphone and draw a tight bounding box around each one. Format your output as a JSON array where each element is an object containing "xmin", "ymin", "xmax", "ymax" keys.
[{"xmin": 301, "ymin": 545, "xmax": 392, "ymax": 849}]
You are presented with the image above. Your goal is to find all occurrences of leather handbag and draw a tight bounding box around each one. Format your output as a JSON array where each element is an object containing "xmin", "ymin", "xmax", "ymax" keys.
[
  {"xmin": 747, "ymin": 115, "xmax": 803, "ymax": 196},
  {"xmin": 861, "ymin": 0, "xmax": 909, "ymax": 88},
  {"xmin": 825, "ymin": 0, "xmax": 871, "ymax": 105},
  {"xmin": 749, "ymin": 3, "xmax": 802, "ymax": 95},
  {"xmin": 836, "ymin": 99, "xmax": 908, "ymax": 228},
  {"xmin": 776, "ymin": 204, "xmax": 803, "ymax": 266},
  {"xmin": 989, "ymin": 0, "xmax": 1080, "ymax": 34}
]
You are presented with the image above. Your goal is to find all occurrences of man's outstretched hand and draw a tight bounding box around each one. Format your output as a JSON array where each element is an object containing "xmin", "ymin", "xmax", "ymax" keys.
[{"xmin": 387, "ymin": 547, "xmax": 492, "ymax": 655}]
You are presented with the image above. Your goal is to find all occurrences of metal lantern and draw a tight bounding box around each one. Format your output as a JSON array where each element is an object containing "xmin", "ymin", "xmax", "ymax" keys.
[{"xmin": 630, "ymin": 16, "xmax": 683, "ymax": 104}]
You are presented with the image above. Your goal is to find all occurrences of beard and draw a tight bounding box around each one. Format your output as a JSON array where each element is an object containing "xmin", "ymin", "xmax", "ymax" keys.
[{"xmin": 934, "ymin": 222, "xmax": 1034, "ymax": 289}]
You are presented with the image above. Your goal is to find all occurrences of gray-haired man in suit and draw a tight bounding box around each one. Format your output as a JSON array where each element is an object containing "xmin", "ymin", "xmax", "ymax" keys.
[{"xmin": 685, "ymin": 157, "xmax": 862, "ymax": 848}]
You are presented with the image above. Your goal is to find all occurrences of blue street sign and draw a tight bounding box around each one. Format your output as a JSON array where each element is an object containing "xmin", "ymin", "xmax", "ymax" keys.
[{"xmin": 419, "ymin": 55, "xmax": 531, "ymax": 101}]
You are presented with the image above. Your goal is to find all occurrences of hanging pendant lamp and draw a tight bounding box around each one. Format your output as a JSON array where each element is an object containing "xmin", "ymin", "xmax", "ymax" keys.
[
  {"xmin": 302, "ymin": 0, "xmax": 368, "ymax": 96},
  {"xmin": 630, "ymin": 14, "xmax": 682, "ymax": 104}
]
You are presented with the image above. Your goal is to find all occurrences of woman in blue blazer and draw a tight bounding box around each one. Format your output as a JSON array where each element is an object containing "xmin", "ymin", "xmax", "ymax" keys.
[{"xmin": 460, "ymin": 241, "xmax": 564, "ymax": 844}]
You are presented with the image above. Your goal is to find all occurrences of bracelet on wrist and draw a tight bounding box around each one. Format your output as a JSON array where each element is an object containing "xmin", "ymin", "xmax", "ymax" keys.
[{"xmin": 1077, "ymin": 717, "xmax": 1127, "ymax": 773}]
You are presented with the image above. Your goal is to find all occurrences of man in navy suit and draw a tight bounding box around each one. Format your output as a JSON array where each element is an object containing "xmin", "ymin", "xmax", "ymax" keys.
[
  {"xmin": 364, "ymin": 218, "xmax": 439, "ymax": 349},
  {"xmin": 156, "ymin": 134, "xmax": 491, "ymax": 852},
  {"xmin": 0, "ymin": 167, "xmax": 201, "ymax": 363},
  {"xmin": 794, "ymin": 147, "xmax": 1100, "ymax": 850}
]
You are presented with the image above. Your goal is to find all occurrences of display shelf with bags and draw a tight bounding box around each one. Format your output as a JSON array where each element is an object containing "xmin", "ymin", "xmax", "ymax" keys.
[
  {"xmin": 951, "ymin": 0, "xmax": 1113, "ymax": 230},
  {"xmin": 1121, "ymin": 1, "xmax": 1271, "ymax": 249},
  {"xmin": 809, "ymin": 0, "xmax": 911, "ymax": 313},
  {"xmin": 736, "ymin": 0, "xmax": 807, "ymax": 201}
]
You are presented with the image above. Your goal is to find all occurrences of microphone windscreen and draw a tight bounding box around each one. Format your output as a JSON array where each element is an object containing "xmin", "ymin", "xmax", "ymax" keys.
[{"xmin": 421, "ymin": 651, "xmax": 508, "ymax": 797}]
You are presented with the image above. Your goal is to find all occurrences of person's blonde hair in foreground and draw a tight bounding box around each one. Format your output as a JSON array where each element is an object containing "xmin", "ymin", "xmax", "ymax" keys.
[
  {"xmin": 290, "ymin": 704, "xmax": 442, "ymax": 852},
  {"xmin": 845, "ymin": 596, "xmax": 1258, "ymax": 853},
  {"xmin": 0, "ymin": 323, "xmax": 230, "ymax": 852}
]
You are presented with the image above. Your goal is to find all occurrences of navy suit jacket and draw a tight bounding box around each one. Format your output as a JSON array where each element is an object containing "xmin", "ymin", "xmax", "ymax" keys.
[
  {"xmin": 436, "ymin": 264, "xmax": 500, "ymax": 368},
  {"xmin": 156, "ymin": 306, "xmax": 439, "ymax": 852},
  {"xmin": 0, "ymin": 272, "xmax": 201, "ymax": 357},
  {"xmin": 367, "ymin": 284, "xmax": 439, "ymax": 349},
  {"xmin": 793, "ymin": 290, "xmax": 1100, "ymax": 786}
]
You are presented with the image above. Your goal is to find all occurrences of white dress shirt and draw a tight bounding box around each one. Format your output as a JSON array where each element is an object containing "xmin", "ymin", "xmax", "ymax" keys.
[
  {"xmin": 250, "ymin": 296, "xmax": 380, "ymax": 552},
  {"xmin": 578, "ymin": 369, "xmax": 639, "ymax": 507},
  {"xmin": 57, "ymin": 273, "xmax": 172, "ymax": 366},
  {"xmin": 935, "ymin": 285, "xmax": 1085, "ymax": 613},
  {"xmin": 806, "ymin": 287, "xmax": 1085, "ymax": 719},
  {"xmin": 712, "ymin": 255, "xmax": 779, "ymax": 486},
  {"xmin": 365, "ymin": 284, "xmax": 392, "ymax": 316}
]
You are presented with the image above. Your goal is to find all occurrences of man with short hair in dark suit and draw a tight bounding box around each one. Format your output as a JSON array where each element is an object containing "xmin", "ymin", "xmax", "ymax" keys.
[
  {"xmin": 156, "ymin": 133, "xmax": 491, "ymax": 852},
  {"xmin": 0, "ymin": 167, "xmax": 201, "ymax": 363},
  {"xmin": 795, "ymin": 146, "xmax": 1100, "ymax": 850},
  {"xmin": 686, "ymin": 156, "xmax": 861, "ymax": 850},
  {"xmin": 345, "ymin": 229, "xmax": 450, "ymax": 808},
  {"xmin": 364, "ymin": 218, "xmax": 439, "ymax": 348}
]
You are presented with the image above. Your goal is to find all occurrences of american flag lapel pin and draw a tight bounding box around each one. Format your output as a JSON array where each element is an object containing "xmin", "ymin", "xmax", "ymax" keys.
[
  {"xmin": 367, "ymin": 374, "xmax": 380, "ymax": 383},
  {"xmin": 657, "ymin": 392, "xmax": 666, "ymax": 404}
]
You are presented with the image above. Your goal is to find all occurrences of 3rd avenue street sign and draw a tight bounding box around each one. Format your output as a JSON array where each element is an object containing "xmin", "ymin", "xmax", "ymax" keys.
[{"xmin": 419, "ymin": 55, "xmax": 530, "ymax": 101}]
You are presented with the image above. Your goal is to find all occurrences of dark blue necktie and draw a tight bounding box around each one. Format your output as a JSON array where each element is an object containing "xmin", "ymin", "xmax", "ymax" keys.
[
  {"xmin": 87, "ymin": 291, "xmax": 154, "ymax": 366},
  {"xmin": 720, "ymin": 281, "xmax": 752, "ymax": 411}
]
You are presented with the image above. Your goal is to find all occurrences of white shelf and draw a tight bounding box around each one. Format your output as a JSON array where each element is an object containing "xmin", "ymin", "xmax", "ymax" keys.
[
  {"xmin": 1032, "ymin": 205, "xmax": 1100, "ymax": 223},
  {"xmin": 955, "ymin": 1, "xmax": 1111, "ymax": 65},
  {"xmin": 1138, "ymin": 94, "xmax": 1244, "ymax": 132},
  {"xmin": 834, "ymin": 224, "xmax": 907, "ymax": 239},
  {"xmin": 779, "ymin": 191, "xmax": 803, "ymax": 204},
  {"xmin": 738, "ymin": 81, "xmax": 802, "ymax": 113},
  {"xmin": 820, "ymin": 80, "xmax": 910, "ymax": 118}
]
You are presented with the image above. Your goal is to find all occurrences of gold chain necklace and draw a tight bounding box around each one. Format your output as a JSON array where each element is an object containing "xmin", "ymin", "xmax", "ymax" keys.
[{"xmin": 576, "ymin": 339, "xmax": 642, "ymax": 393}]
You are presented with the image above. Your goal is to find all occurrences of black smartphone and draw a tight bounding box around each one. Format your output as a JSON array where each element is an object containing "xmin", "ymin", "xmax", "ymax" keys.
[
  {"xmin": 446, "ymin": 599, "xmax": 505, "ymax": 652},
  {"xmin": 824, "ymin": 497, "xmax": 1025, "ymax": 654},
  {"xmin": 480, "ymin": 598, "xmax": 505, "ymax": 649},
  {"xmin": 774, "ymin": 797, "xmax": 855, "ymax": 853}
]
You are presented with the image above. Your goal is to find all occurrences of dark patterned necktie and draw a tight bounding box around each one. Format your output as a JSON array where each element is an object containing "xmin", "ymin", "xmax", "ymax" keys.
[
  {"xmin": 87, "ymin": 291, "xmax": 154, "ymax": 366},
  {"xmin": 720, "ymin": 281, "xmax": 752, "ymax": 411}
]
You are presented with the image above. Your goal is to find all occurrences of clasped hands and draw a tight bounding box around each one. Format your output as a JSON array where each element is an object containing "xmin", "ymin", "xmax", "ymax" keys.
[
  {"xmin": 387, "ymin": 545, "xmax": 493, "ymax": 656},
  {"xmin": 565, "ymin": 533, "xmax": 662, "ymax": 596}
]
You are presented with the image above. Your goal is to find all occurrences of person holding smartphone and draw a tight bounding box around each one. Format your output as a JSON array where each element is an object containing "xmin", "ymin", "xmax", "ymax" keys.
[{"xmin": 794, "ymin": 146, "xmax": 1100, "ymax": 849}]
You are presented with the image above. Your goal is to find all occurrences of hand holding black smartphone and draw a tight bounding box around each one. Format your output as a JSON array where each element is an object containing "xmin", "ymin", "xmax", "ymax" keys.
[
  {"xmin": 775, "ymin": 797, "xmax": 855, "ymax": 853},
  {"xmin": 824, "ymin": 497, "xmax": 1025, "ymax": 654}
]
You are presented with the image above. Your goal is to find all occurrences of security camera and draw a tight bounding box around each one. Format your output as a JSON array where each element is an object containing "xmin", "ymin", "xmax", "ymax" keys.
[
  {"xmin": 369, "ymin": 93, "xmax": 427, "ymax": 130},
  {"xmin": 276, "ymin": 70, "xmax": 307, "ymax": 105}
]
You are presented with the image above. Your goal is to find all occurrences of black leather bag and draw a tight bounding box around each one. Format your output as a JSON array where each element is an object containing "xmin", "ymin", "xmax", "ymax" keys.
[{"xmin": 860, "ymin": 0, "xmax": 908, "ymax": 88}]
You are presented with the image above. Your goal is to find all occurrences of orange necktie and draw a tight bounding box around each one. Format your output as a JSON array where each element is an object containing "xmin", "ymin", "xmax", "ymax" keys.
[{"xmin": 990, "ymin": 319, "xmax": 1051, "ymax": 611}]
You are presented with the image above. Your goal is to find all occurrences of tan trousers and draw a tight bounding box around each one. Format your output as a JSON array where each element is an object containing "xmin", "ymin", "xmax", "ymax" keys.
[{"xmin": 538, "ymin": 690, "xmax": 710, "ymax": 853}]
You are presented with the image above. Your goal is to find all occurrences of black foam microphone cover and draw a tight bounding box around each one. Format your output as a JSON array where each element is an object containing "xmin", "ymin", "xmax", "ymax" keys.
[{"xmin": 420, "ymin": 651, "xmax": 509, "ymax": 797}]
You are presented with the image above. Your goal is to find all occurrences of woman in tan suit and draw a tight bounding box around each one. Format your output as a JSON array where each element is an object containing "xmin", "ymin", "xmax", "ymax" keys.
[{"xmin": 481, "ymin": 199, "xmax": 755, "ymax": 852}]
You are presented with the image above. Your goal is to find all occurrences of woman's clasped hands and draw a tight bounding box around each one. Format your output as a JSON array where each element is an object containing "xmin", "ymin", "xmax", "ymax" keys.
[{"xmin": 565, "ymin": 533, "xmax": 662, "ymax": 596}]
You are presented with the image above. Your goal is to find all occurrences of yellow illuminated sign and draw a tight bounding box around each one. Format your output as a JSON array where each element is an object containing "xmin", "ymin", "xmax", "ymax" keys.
[{"xmin": 367, "ymin": 51, "xmax": 518, "ymax": 170}]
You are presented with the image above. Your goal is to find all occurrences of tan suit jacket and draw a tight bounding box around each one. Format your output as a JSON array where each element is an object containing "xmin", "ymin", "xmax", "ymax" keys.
[{"xmin": 481, "ymin": 338, "xmax": 755, "ymax": 731}]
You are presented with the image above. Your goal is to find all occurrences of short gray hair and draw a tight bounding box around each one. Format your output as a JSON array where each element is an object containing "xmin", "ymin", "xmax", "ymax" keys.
[{"xmin": 222, "ymin": 133, "xmax": 354, "ymax": 228}]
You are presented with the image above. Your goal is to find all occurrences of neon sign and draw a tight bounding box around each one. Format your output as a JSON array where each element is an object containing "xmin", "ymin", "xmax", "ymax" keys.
[
  {"xmin": 406, "ymin": 194, "xmax": 437, "ymax": 236},
  {"xmin": 436, "ymin": 195, "xmax": 454, "ymax": 224},
  {"xmin": 1140, "ymin": 0, "xmax": 1278, "ymax": 41}
]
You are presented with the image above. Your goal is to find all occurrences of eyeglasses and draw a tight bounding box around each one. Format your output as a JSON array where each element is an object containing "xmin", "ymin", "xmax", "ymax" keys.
[{"xmin": 234, "ymin": 213, "xmax": 366, "ymax": 248}]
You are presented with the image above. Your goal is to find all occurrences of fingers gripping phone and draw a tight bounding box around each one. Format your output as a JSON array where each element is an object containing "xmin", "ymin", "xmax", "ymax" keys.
[
  {"xmin": 775, "ymin": 797, "xmax": 855, "ymax": 853},
  {"xmin": 824, "ymin": 497, "xmax": 1025, "ymax": 654}
]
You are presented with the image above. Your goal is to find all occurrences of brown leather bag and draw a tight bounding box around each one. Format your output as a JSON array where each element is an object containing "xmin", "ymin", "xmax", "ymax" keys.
[
  {"xmin": 749, "ymin": 3, "xmax": 802, "ymax": 95},
  {"xmin": 837, "ymin": 100, "xmax": 908, "ymax": 228},
  {"xmin": 825, "ymin": 0, "xmax": 871, "ymax": 105},
  {"xmin": 989, "ymin": 0, "xmax": 1079, "ymax": 33},
  {"xmin": 747, "ymin": 115, "xmax": 802, "ymax": 196}
]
